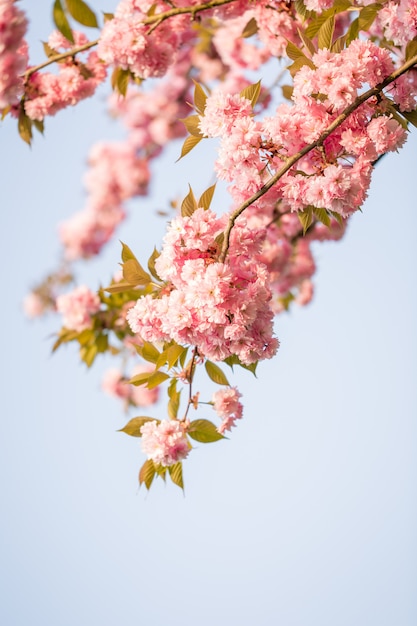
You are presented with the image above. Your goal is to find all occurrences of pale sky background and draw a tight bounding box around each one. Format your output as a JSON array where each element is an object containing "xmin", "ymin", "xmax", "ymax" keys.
[{"xmin": 0, "ymin": 3, "xmax": 416, "ymax": 625}]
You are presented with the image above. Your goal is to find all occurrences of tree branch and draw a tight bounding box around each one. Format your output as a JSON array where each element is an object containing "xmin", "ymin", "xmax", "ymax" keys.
[
  {"xmin": 23, "ymin": 0, "xmax": 236, "ymax": 80},
  {"xmin": 219, "ymin": 54, "xmax": 417, "ymax": 262}
]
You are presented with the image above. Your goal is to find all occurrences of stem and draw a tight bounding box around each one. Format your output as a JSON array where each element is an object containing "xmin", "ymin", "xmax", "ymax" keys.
[
  {"xmin": 183, "ymin": 346, "xmax": 198, "ymax": 422},
  {"xmin": 219, "ymin": 54, "xmax": 417, "ymax": 262},
  {"xmin": 23, "ymin": 0, "xmax": 236, "ymax": 79},
  {"xmin": 24, "ymin": 40, "xmax": 98, "ymax": 80}
]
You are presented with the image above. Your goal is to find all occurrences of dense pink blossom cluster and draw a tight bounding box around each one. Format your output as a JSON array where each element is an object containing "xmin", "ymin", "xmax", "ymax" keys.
[
  {"xmin": 127, "ymin": 208, "xmax": 278, "ymax": 364},
  {"xmin": 56, "ymin": 285, "xmax": 100, "ymax": 332},
  {"xmin": 200, "ymin": 40, "xmax": 407, "ymax": 217},
  {"xmin": 24, "ymin": 31, "xmax": 107, "ymax": 121},
  {"xmin": 0, "ymin": 0, "xmax": 28, "ymax": 110},
  {"xmin": 140, "ymin": 419, "xmax": 189, "ymax": 467},
  {"xmin": 212, "ymin": 386, "xmax": 243, "ymax": 434},
  {"xmin": 98, "ymin": 0, "xmax": 192, "ymax": 79},
  {"xmin": 59, "ymin": 141, "xmax": 149, "ymax": 260},
  {"xmin": 102, "ymin": 363, "xmax": 159, "ymax": 407}
]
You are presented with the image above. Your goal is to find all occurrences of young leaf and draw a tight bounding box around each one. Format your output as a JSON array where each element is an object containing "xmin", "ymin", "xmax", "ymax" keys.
[
  {"xmin": 181, "ymin": 185, "xmax": 198, "ymax": 217},
  {"xmin": 53, "ymin": 0, "xmax": 74, "ymax": 43},
  {"xmin": 168, "ymin": 388, "xmax": 181, "ymax": 420},
  {"xmin": 193, "ymin": 81, "xmax": 208, "ymax": 115},
  {"xmin": 42, "ymin": 41, "xmax": 57, "ymax": 58},
  {"xmin": 168, "ymin": 462, "xmax": 184, "ymax": 489},
  {"xmin": 122, "ymin": 258, "xmax": 151, "ymax": 286},
  {"xmin": 286, "ymin": 41, "xmax": 306, "ymax": 61},
  {"xmin": 318, "ymin": 15, "xmax": 335, "ymax": 50},
  {"xmin": 147, "ymin": 371, "xmax": 170, "ymax": 389},
  {"xmin": 406, "ymin": 39, "xmax": 417, "ymax": 61},
  {"xmin": 242, "ymin": 17, "xmax": 258, "ymax": 38},
  {"xmin": 166, "ymin": 344, "xmax": 187, "ymax": 370},
  {"xmin": 297, "ymin": 28, "xmax": 316, "ymax": 56},
  {"xmin": 358, "ymin": 3, "xmax": 381, "ymax": 31},
  {"xmin": 198, "ymin": 183, "xmax": 216, "ymax": 211},
  {"xmin": 188, "ymin": 419, "xmax": 225, "ymax": 443},
  {"xmin": 66, "ymin": 0, "xmax": 98, "ymax": 28},
  {"xmin": 129, "ymin": 371, "xmax": 152, "ymax": 386},
  {"xmin": 177, "ymin": 135, "xmax": 202, "ymax": 161},
  {"xmin": 18, "ymin": 109, "xmax": 32, "ymax": 145},
  {"xmin": 119, "ymin": 416, "xmax": 157, "ymax": 437},
  {"xmin": 147, "ymin": 247, "xmax": 161, "ymax": 280},
  {"xmin": 139, "ymin": 459, "xmax": 156, "ymax": 489},
  {"xmin": 111, "ymin": 67, "xmax": 130, "ymax": 96},
  {"xmin": 80, "ymin": 343, "xmax": 98, "ymax": 367},
  {"xmin": 138, "ymin": 342, "xmax": 160, "ymax": 364},
  {"xmin": 287, "ymin": 56, "xmax": 315, "ymax": 78},
  {"xmin": 401, "ymin": 109, "xmax": 417, "ymax": 129},
  {"xmin": 205, "ymin": 361, "xmax": 230, "ymax": 386},
  {"xmin": 240, "ymin": 80, "xmax": 261, "ymax": 108},
  {"xmin": 313, "ymin": 207, "xmax": 331, "ymax": 228},
  {"xmin": 180, "ymin": 114, "xmax": 203, "ymax": 137},
  {"xmin": 103, "ymin": 12, "xmax": 114, "ymax": 22},
  {"xmin": 104, "ymin": 281, "xmax": 138, "ymax": 294},
  {"xmin": 281, "ymin": 85, "xmax": 294, "ymax": 101},
  {"xmin": 298, "ymin": 206, "xmax": 314, "ymax": 234}
]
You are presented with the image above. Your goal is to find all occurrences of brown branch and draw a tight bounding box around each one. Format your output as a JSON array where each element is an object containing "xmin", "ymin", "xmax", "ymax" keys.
[
  {"xmin": 23, "ymin": 0, "xmax": 236, "ymax": 80},
  {"xmin": 24, "ymin": 40, "xmax": 98, "ymax": 81},
  {"xmin": 219, "ymin": 54, "xmax": 417, "ymax": 262}
]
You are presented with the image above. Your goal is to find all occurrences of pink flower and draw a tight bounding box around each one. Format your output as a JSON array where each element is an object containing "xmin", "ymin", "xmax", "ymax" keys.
[
  {"xmin": 212, "ymin": 387, "xmax": 243, "ymax": 434},
  {"xmin": 140, "ymin": 420, "xmax": 190, "ymax": 467},
  {"xmin": 56, "ymin": 285, "xmax": 100, "ymax": 332}
]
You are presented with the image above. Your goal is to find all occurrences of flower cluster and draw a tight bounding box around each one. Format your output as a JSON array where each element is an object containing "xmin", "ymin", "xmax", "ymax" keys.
[
  {"xmin": 98, "ymin": 0, "xmax": 192, "ymax": 79},
  {"xmin": 140, "ymin": 419, "xmax": 190, "ymax": 467},
  {"xmin": 56, "ymin": 285, "xmax": 100, "ymax": 332},
  {"xmin": 24, "ymin": 31, "xmax": 107, "ymax": 122},
  {"xmin": 0, "ymin": 0, "xmax": 28, "ymax": 110},
  {"xmin": 127, "ymin": 208, "xmax": 279, "ymax": 365},
  {"xmin": 212, "ymin": 386, "xmax": 243, "ymax": 434}
]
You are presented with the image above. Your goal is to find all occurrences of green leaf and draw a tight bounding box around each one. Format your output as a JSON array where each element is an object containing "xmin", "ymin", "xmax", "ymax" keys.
[
  {"xmin": 406, "ymin": 39, "xmax": 417, "ymax": 61},
  {"xmin": 53, "ymin": 0, "xmax": 74, "ymax": 43},
  {"xmin": 147, "ymin": 371, "xmax": 170, "ymax": 389},
  {"xmin": 119, "ymin": 416, "xmax": 157, "ymax": 437},
  {"xmin": 358, "ymin": 3, "xmax": 381, "ymax": 31},
  {"xmin": 240, "ymin": 80, "xmax": 261, "ymax": 108},
  {"xmin": 122, "ymin": 258, "xmax": 151, "ymax": 286},
  {"xmin": 138, "ymin": 342, "xmax": 160, "ymax": 364},
  {"xmin": 168, "ymin": 462, "xmax": 184, "ymax": 489},
  {"xmin": 129, "ymin": 371, "xmax": 152, "ymax": 386},
  {"xmin": 42, "ymin": 41, "xmax": 57, "ymax": 58},
  {"xmin": 180, "ymin": 114, "xmax": 203, "ymax": 137},
  {"xmin": 313, "ymin": 207, "xmax": 331, "ymax": 228},
  {"xmin": 331, "ymin": 34, "xmax": 346, "ymax": 53},
  {"xmin": 52, "ymin": 328, "xmax": 79, "ymax": 352},
  {"xmin": 181, "ymin": 185, "xmax": 198, "ymax": 217},
  {"xmin": 346, "ymin": 17, "xmax": 359, "ymax": 45},
  {"xmin": 96, "ymin": 333, "xmax": 108, "ymax": 353},
  {"xmin": 198, "ymin": 183, "xmax": 216, "ymax": 211},
  {"xmin": 18, "ymin": 109, "xmax": 32, "ymax": 145},
  {"xmin": 298, "ymin": 207, "xmax": 314, "ymax": 234},
  {"xmin": 286, "ymin": 41, "xmax": 306, "ymax": 61},
  {"xmin": 329, "ymin": 210, "xmax": 345, "ymax": 227},
  {"xmin": 205, "ymin": 361, "xmax": 230, "ymax": 386},
  {"xmin": 193, "ymin": 81, "xmax": 208, "ymax": 115},
  {"xmin": 111, "ymin": 67, "xmax": 130, "ymax": 96},
  {"xmin": 66, "ymin": 0, "xmax": 98, "ymax": 27},
  {"xmin": 147, "ymin": 247, "xmax": 161, "ymax": 280},
  {"xmin": 188, "ymin": 419, "xmax": 225, "ymax": 443},
  {"xmin": 80, "ymin": 343, "xmax": 98, "ymax": 367},
  {"xmin": 401, "ymin": 108, "xmax": 417, "ymax": 129},
  {"xmin": 120, "ymin": 241, "xmax": 137, "ymax": 263},
  {"xmin": 166, "ymin": 344, "xmax": 187, "ymax": 370},
  {"xmin": 287, "ymin": 56, "xmax": 315, "ymax": 78},
  {"xmin": 177, "ymin": 135, "xmax": 202, "ymax": 161},
  {"xmin": 318, "ymin": 15, "xmax": 335, "ymax": 50},
  {"xmin": 242, "ymin": 16, "xmax": 258, "ymax": 38},
  {"xmin": 139, "ymin": 459, "xmax": 155, "ymax": 489},
  {"xmin": 104, "ymin": 281, "xmax": 138, "ymax": 294},
  {"xmin": 281, "ymin": 85, "xmax": 293, "ymax": 101},
  {"xmin": 297, "ymin": 28, "xmax": 316, "ymax": 56},
  {"xmin": 168, "ymin": 392, "xmax": 180, "ymax": 420},
  {"xmin": 294, "ymin": 0, "xmax": 312, "ymax": 20},
  {"xmin": 155, "ymin": 348, "xmax": 169, "ymax": 370}
]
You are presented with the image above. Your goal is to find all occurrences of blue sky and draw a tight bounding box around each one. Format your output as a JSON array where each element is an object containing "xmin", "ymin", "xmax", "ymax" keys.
[{"xmin": 0, "ymin": 3, "xmax": 416, "ymax": 625}]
